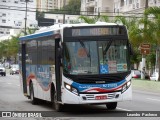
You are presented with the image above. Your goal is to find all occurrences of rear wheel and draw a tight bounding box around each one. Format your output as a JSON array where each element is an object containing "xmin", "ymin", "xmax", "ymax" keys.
[
  {"xmin": 106, "ymin": 102, "xmax": 117, "ymax": 110},
  {"xmin": 30, "ymin": 82, "xmax": 39, "ymax": 105}
]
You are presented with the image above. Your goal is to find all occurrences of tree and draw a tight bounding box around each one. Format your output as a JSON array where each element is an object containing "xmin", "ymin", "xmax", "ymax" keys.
[
  {"xmin": 144, "ymin": 7, "xmax": 160, "ymax": 80},
  {"xmin": 21, "ymin": 27, "xmax": 37, "ymax": 36},
  {"xmin": 36, "ymin": 10, "xmax": 44, "ymax": 20},
  {"xmin": 78, "ymin": 15, "xmax": 109, "ymax": 24},
  {"xmin": 63, "ymin": 0, "xmax": 81, "ymax": 15},
  {"xmin": 0, "ymin": 27, "xmax": 36, "ymax": 64},
  {"xmin": 114, "ymin": 16, "xmax": 143, "ymax": 68}
]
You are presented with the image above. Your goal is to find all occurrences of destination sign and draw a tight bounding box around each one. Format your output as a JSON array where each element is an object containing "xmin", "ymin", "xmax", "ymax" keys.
[{"xmin": 71, "ymin": 27, "xmax": 125, "ymax": 37}]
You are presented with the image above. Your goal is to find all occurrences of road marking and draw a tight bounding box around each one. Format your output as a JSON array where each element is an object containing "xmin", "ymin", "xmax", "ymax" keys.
[
  {"xmin": 117, "ymin": 107, "xmax": 132, "ymax": 111},
  {"xmin": 146, "ymin": 98, "xmax": 160, "ymax": 102}
]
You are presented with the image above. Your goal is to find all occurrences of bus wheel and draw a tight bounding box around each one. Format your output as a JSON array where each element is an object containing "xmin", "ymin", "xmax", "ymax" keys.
[
  {"xmin": 30, "ymin": 82, "xmax": 38, "ymax": 105},
  {"xmin": 106, "ymin": 102, "xmax": 117, "ymax": 110},
  {"xmin": 52, "ymin": 92, "xmax": 63, "ymax": 112}
]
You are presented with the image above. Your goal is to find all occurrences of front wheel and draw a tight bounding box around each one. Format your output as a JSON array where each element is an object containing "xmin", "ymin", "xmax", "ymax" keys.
[
  {"xmin": 51, "ymin": 91, "xmax": 63, "ymax": 112},
  {"xmin": 106, "ymin": 102, "xmax": 117, "ymax": 110},
  {"xmin": 30, "ymin": 82, "xmax": 39, "ymax": 105}
]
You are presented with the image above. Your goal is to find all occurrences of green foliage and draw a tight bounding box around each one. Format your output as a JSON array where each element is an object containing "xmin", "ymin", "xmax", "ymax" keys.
[
  {"xmin": 0, "ymin": 28, "xmax": 36, "ymax": 63},
  {"xmin": 21, "ymin": 27, "xmax": 37, "ymax": 36},
  {"xmin": 79, "ymin": 16, "xmax": 99, "ymax": 23},
  {"xmin": 63, "ymin": 0, "xmax": 81, "ymax": 14},
  {"xmin": 0, "ymin": 36, "xmax": 18, "ymax": 63},
  {"xmin": 36, "ymin": 10, "xmax": 44, "ymax": 20},
  {"xmin": 49, "ymin": 0, "xmax": 81, "ymax": 15},
  {"xmin": 78, "ymin": 15, "xmax": 109, "ymax": 24}
]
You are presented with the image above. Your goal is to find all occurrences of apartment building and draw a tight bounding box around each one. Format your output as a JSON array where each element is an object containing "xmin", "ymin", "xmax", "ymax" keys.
[
  {"xmin": 81, "ymin": 0, "xmax": 114, "ymax": 16},
  {"xmin": 81, "ymin": 0, "xmax": 160, "ymax": 16},
  {"xmin": 114, "ymin": 0, "xmax": 160, "ymax": 15},
  {"xmin": 37, "ymin": 0, "xmax": 69, "ymax": 12},
  {"xmin": 37, "ymin": 0, "xmax": 58, "ymax": 11},
  {"xmin": 57, "ymin": 0, "xmax": 69, "ymax": 9},
  {"xmin": 0, "ymin": 0, "xmax": 37, "ymax": 37}
]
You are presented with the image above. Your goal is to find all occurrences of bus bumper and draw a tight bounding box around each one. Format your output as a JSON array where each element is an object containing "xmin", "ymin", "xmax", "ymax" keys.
[{"xmin": 62, "ymin": 85, "xmax": 132, "ymax": 104}]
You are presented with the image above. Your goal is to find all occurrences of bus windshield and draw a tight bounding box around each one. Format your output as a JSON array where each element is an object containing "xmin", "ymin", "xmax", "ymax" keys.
[{"xmin": 63, "ymin": 40, "xmax": 129, "ymax": 75}]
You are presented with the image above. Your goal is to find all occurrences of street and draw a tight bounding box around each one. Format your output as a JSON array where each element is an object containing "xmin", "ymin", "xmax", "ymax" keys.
[{"xmin": 0, "ymin": 73, "xmax": 160, "ymax": 119}]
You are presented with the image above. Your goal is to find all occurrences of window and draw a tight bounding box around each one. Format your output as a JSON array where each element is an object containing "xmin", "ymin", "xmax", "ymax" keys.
[
  {"xmin": 2, "ymin": 13, "xmax": 6, "ymax": 17},
  {"xmin": 6, "ymin": 32, "xmax": 10, "ymax": 34},
  {"xmin": 14, "ymin": 0, "xmax": 18, "ymax": 3},
  {"xmin": 2, "ymin": 19, "xmax": 6, "ymax": 23},
  {"xmin": 26, "ymin": 40, "xmax": 37, "ymax": 64},
  {"xmin": 37, "ymin": 39, "xmax": 55, "ymax": 65},
  {"xmin": 121, "ymin": 0, "xmax": 125, "ymax": 6},
  {"xmin": 2, "ymin": 0, "xmax": 6, "ymax": 2},
  {"xmin": 129, "ymin": 0, "xmax": 132, "ymax": 4}
]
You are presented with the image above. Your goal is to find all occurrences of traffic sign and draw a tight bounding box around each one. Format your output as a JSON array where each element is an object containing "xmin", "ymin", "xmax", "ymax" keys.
[
  {"xmin": 140, "ymin": 43, "xmax": 151, "ymax": 55},
  {"xmin": 140, "ymin": 43, "xmax": 151, "ymax": 49},
  {"xmin": 140, "ymin": 48, "xmax": 150, "ymax": 55}
]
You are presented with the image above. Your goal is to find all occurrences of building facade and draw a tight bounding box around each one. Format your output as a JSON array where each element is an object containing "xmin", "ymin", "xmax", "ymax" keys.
[
  {"xmin": 81, "ymin": 0, "xmax": 114, "ymax": 16},
  {"xmin": 0, "ymin": 0, "xmax": 37, "ymax": 37},
  {"xmin": 81, "ymin": 0, "xmax": 160, "ymax": 16},
  {"xmin": 36, "ymin": 0, "xmax": 69, "ymax": 12},
  {"xmin": 37, "ymin": 0, "xmax": 58, "ymax": 11},
  {"xmin": 114, "ymin": 0, "xmax": 160, "ymax": 16}
]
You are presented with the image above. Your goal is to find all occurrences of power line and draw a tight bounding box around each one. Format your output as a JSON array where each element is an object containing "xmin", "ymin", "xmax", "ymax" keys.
[
  {"xmin": 0, "ymin": 6, "xmax": 147, "ymax": 18},
  {"xmin": 0, "ymin": 4, "xmax": 146, "ymax": 15}
]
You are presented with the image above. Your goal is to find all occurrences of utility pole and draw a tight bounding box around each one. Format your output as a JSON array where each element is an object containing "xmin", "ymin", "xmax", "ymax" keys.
[
  {"xmin": 141, "ymin": 0, "xmax": 149, "ymax": 79},
  {"xmin": 63, "ymin": 0, "xmax": 66, "ymax": 24},
  {"xmin": 25, "ymin": 0, "xmax": 29, "ymax": 35}
]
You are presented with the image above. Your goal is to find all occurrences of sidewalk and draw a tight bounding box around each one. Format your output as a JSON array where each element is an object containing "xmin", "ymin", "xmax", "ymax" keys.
[{"xmin": 132, "ymin": 78, "xmax": 160, "ymax": 93}]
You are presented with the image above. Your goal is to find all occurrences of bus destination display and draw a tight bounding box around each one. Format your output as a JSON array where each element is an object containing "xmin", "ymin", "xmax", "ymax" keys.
[{"xmin": 72, "ymin": 27, "xmax": 124, "ymax": 37}]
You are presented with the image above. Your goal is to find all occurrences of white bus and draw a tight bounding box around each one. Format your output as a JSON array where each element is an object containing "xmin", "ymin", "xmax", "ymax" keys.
[{"xmin": 19, "ymin": 22, "xmax": 132, "ymax": 111}]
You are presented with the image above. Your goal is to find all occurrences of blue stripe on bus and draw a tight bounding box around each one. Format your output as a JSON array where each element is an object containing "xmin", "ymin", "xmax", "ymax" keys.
[{"xmin": 19, "ymin": 31, "xmax": 54, "ymax": 41}]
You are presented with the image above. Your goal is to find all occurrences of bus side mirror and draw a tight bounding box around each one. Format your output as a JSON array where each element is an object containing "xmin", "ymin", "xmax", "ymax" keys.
[{"xmin": 129, "ymin": 43, "xmax": 133, "ymax": 55}]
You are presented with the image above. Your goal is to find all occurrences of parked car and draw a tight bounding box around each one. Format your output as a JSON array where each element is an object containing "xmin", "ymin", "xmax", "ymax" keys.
[
  {"xmin": 10, "ymin": 64, "xmax": 19, "ymax": 75},
  {"xmin": 131, "ymin": 70, "xmax": 141, "ymax": 78},
  {"xmin": 131, "ymin": 70, "xmax": 149, "ymax": 79},
  {"xmin": 150, "ymin": 72, "xmax": 159, "ymax": 81},
  {"xmin": 0, "ymin": 64, "xmax": 6, "ymax": 76}
]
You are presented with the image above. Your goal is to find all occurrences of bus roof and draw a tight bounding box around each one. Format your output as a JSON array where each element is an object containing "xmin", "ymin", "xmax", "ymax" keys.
[{"xmin": 19, "ymin": 22, "xmax": 122, "ymax": 41}]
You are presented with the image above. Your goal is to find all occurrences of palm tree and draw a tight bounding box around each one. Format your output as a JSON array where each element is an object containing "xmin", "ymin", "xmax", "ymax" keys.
[
  {"xmin": 21, "ymin": 27, "xmax": 37, "ymax": 36},
  {"xmin": 114, "ymin": 16, "xmax": 142, "ymax": 68},
  {"xmin": 78, "ymin": 15, "xmax": 110, "ymax": 24}
]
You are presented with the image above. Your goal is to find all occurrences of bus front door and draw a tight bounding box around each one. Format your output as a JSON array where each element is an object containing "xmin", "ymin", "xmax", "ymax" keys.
[
  {"xmin": 21, "ymin": 43, "xmax": 27, "ymax": 95},
  {"xmin": 55, "ymin": 39, "xmax": 62, "ymax": 102}
]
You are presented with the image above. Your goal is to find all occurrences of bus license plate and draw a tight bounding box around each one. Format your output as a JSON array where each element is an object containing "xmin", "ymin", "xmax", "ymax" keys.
[{"xmin": 95, "ymin": 95, "xmax": 107, "ymax": 100}]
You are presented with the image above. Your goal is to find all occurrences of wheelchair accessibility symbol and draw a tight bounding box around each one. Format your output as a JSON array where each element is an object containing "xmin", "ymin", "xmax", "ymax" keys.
[{"xmin": 100, "ymin": 65, "xmax": 108, "ymax": 74}]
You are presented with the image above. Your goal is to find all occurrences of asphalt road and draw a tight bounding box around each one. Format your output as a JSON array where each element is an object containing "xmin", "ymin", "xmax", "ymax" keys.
[{"xmin": 0, "ymin": 73, "xmax": 160, "ymax": 120}]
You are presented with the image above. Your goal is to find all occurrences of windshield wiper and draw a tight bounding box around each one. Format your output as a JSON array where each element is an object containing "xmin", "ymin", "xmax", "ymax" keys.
[
  {"xmin": 103, "ymin": 40, "xmax": 113, "ymax": 54},
  {"xmin": 78, "ymin": 39, "xmax": 90, "ymax": 58}
]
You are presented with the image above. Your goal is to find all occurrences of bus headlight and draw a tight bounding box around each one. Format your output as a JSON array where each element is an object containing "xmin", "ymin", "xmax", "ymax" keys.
[
  {"xmin": 122, "ymin": 80, "xmax": 131, "ymax": 93},
  {"xmin": 64, "ymin": 83, "xmax": 79, "ymax": 96}
]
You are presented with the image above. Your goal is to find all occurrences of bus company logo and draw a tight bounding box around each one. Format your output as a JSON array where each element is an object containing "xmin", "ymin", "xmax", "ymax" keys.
[{"xmin": 2, "ymin": 112, "xmax": 11, "ymax": 117}]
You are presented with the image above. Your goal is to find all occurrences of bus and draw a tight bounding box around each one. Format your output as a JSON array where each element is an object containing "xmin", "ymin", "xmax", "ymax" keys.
[{"xmin": 19, "ymin": 22, "xmax": 132, "ymax": 111}]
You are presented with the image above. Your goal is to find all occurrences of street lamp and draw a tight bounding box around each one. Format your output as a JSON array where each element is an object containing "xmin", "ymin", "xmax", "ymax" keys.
[{"xmin": 24, "ymin": 0, "xmax": 29, "ymax": 35}]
